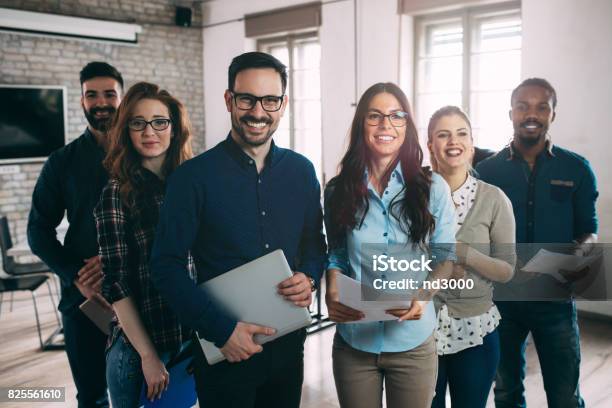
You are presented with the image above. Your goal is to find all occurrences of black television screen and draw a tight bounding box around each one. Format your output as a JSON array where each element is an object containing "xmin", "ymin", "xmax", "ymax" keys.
[{"xmin": 0, "ymin": 86, "xmax": 66, "ymax": 163}]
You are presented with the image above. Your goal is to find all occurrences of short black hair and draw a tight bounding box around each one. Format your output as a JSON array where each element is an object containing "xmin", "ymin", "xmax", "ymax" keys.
[
  {"xmin": 79, "ymin": 61, "xmax": 124, "ymax": 89},
  {"xmin": 228, "ymin": 52, "xmax": 287, "ymax": 94},
  {"xmin": 511, "ymin": 77, "xmax": 557, "ymax": 109}
]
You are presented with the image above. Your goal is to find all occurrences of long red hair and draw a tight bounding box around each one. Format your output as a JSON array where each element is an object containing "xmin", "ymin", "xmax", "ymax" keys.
[{"xmin": 104, "ymin": 82, "xmax": 193, "ymax": 207}]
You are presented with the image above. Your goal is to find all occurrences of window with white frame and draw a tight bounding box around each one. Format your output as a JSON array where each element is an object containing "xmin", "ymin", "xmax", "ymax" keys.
[
  {"xmin": 259, "ymin": 33, "xmax": 323, "ymax": 183},
  {"xmin": 414, "ymin": 3, "xmax": 521, "ymax": 152}
]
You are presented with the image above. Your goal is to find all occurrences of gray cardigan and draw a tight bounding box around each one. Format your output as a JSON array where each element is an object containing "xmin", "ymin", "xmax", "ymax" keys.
[{"xmin": 434, "ymin": 180, "xmax": 517, "ymax": 318}]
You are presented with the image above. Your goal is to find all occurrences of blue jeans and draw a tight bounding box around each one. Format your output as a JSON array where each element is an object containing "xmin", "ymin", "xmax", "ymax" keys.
[
  {"xmin": 494, "ymin": 301, "xmax": 584, "ymax": 408},
  {"xmin": 432, "ymin": 329, "xmax": 500, "ymax": 408},
  {"xmin": 105, "ymin": 333, "xmax": 144, "ymax": 408},
  {"xmin": 106, "ymin": 332, "xmax": 189, "ymax": 408}
]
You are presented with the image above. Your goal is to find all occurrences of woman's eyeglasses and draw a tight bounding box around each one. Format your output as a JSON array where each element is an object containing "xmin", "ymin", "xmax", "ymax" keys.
[
  {"xmin": 128, "ymin": 118, "xmax": 172, "ymax": 131},
  {"xmin": 365, "ymin": 111, "xmax": 409, "ymax": 127}
]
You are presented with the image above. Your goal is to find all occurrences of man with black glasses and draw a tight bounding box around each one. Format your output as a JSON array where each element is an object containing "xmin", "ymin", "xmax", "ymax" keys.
[
  {"xmin": 28, "ymin": 61, "xmax": 123, "ymax": 407},
  {"xmin": 151, "ymin": 52, "xmax": 326, "ymax": 407}
]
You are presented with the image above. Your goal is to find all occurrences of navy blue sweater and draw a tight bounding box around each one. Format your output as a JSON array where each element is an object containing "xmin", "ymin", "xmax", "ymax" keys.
[{"xmin": 28, "ymin": 129, "xmax": 108, "ymax": 312}]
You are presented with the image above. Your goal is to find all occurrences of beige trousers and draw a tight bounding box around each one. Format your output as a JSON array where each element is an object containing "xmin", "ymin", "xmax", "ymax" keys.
[{"xmin": 332, "ymin": 332, "xmax": 438, "ymax": 408}]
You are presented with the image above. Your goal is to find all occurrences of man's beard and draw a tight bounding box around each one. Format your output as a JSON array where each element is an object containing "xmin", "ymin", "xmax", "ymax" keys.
[
  {"xmin": 515, "ymin": 119, "xmax": 546, "ymax": 148},
  {"xmin": 231, "ymin": 113, "xmax": 276, "ymax": 147},
  {"xmin": 516, "ymin": 132, "xmax": 544, "ymax": 147},
  {"xmin": 83, "ymin": 106, "xmax": 116, "ymax": 132}
]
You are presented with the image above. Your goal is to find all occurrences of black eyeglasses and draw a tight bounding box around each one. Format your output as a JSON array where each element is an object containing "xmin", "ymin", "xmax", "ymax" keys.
[
  {"xmin": 365, "ymin": 111, "xmax": 409, "ymax": 127},
  {"xmin": 128, "ymin": 118, "xmax": 172, "ymax": 131},
  {"xmin": 231, "ymin": 92, "xmax": 284, "ymax": 112}
]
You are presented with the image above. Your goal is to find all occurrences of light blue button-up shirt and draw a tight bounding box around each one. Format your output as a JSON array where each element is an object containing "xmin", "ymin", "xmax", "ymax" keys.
[{"xmin": 326, "ymin": 165, "xmax": 456, "ymax": 353}]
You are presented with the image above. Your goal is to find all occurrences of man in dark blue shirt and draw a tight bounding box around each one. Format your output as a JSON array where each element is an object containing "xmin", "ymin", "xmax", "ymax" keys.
[
  {"xmin": 476, "ymin": 78, "xmax": 598, "ymax": 408},
  {"xmin": 472, "ymin": 146, "xmax": 496, "ymax": 168},
  {"xmin": 150, "ymin": 52, "xmax": 326, "ymax": 408},
  {"xmin": 27, "ymin": 62, "xmax": 123, "ymax": 407}
]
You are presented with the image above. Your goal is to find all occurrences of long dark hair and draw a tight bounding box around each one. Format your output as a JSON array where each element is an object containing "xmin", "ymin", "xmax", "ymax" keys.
[
  {"xmin": 328, "ymin": 82, "xmax": 435, "ymax": 245},
  {"xmin": 104, "ymin": 82, "xmax": 193, "ymax": 208}
]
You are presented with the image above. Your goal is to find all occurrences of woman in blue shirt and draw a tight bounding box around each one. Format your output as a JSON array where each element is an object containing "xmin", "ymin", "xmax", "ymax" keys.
[{"xmin": 324, "ymin": 82, "xmax": 457, "ymax": 408}]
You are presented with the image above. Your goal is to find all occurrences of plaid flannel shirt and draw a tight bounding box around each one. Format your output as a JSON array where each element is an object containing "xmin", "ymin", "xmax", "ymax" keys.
[{"xmin": 95, "ymin": 170, "xmax": 196, "ymax": 353}]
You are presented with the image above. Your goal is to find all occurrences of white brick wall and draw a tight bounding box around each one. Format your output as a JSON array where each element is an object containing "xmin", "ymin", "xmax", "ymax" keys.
[{"xmin": 0, "ymin": 0, "xmax": 205, "ymax": 247}]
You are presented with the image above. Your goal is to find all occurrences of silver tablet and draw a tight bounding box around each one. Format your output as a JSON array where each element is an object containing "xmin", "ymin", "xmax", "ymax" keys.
[{"xmin": 197, "ymin": 249, "xmax": 312, "ymax": 365}]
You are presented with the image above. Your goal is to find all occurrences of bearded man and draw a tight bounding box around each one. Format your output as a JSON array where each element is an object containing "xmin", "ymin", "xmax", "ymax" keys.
[
  {"xmin": 28, "ymin": 61, "xmax": 123, "ymax": 408},
  {"xmin": 151, "ymin": 52, "xmax": 326, "ymax": 408},
  {"xmin": 476, "ymin": 78, "xmax": 598, "ymax": 408}
]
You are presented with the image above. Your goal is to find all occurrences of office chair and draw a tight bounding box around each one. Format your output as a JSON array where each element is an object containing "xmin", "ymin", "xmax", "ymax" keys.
[
  {"xmin": 0, "ymin": 216, "xmax": 60, "ymax": 326},
  {"xmin": 0, "ymin": 274, "xmax": 51, "ymax": 350}
]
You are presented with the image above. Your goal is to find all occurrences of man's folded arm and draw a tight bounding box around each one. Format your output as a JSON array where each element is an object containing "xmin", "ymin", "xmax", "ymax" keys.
[{"xmin": 27, "ymin": 156, "xmax": 82, "ymax": 286}]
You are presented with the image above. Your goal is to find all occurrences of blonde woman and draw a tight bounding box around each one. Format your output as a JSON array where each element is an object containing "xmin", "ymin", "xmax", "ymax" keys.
[{"xmin": 427, "ymin": 106, "xmax": 516, "ymax": 408}]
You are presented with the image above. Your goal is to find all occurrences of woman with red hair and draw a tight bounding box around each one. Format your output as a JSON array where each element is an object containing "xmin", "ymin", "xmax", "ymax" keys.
[{"xmin": 94, "ymin": 82, "xmax": 194, "ymax": 407}]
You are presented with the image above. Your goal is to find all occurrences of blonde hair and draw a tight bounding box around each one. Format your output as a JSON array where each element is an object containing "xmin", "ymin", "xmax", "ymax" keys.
[{"xmin": 427, "ymin": 105, "xmax": 474, "ymax": 173}]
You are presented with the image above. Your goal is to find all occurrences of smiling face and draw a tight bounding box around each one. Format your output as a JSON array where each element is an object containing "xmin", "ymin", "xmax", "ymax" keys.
[
  {"xmin": 128, "ymin": 98, "xmax": 173, "ymax": 161},
  {"xmin": 224, "ymin": 67, "xmax": 287, "ymax": 148},
  {"xmin": 363, "ymin": 92, "xmax": 406, "ymax": 162},
  {"xmin": 510, "ymin": 84, "xmax": 556, "ymax": 148},
  {"xmin": 428, "ymin": 114, "xmax": 474, "ymax": 173},
  {"xmin": 81, "ymin": 76, "xmax": 122, "ymax": 132}
]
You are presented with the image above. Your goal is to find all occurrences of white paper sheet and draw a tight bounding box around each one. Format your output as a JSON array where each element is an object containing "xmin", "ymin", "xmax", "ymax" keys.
[
  {"xmin": 520, "ymin": 249, "xmax": 602, "ymax": 283},
  {"xmin": 336, "ymin": 273, "xmax": 413, "ymax": 323}
]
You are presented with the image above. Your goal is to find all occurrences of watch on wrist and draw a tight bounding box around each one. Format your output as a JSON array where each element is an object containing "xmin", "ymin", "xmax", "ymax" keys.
[{"xmin": 308, "ymin": 277, "xmax": 316, "ymax": 292}]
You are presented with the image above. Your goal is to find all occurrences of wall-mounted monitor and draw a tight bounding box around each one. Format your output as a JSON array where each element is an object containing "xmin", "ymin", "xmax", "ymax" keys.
[{"xmin": 0, "ymin": 85, "xmax": 67, "ymax": 164}]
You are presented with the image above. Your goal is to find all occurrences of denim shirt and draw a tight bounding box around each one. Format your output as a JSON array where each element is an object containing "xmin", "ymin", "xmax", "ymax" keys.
[{"xmin": 324, "ymin": 165, "xmax": 457, "ymax": 353}]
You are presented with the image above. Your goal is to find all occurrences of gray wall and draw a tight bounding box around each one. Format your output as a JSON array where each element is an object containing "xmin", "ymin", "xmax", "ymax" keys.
[
  {"xmin": 0, "ymin": 0, "xmax": 205, "ymax": 246},
  {"xmin": 521, "ymin": 0, "xmax": 612, "ymax": 316}
]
